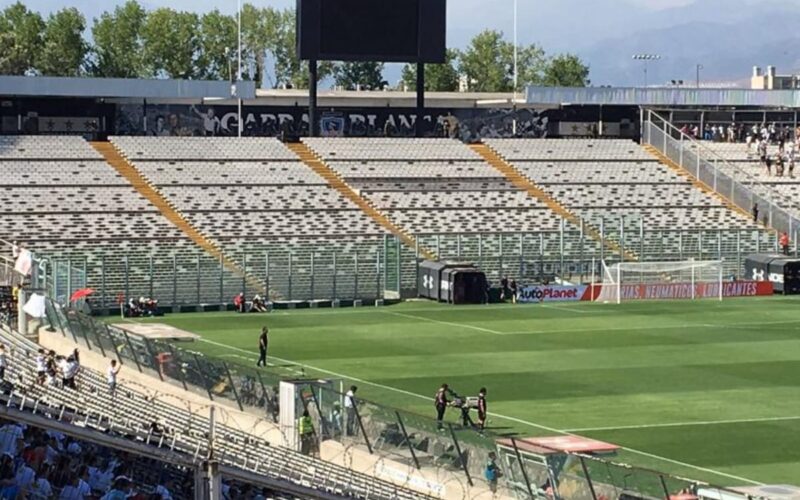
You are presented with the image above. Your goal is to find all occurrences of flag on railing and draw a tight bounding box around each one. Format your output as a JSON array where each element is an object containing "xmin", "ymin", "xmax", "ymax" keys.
[{"xmin": 14, "ymin": 249, "xmax": 31, "ymax": 276}]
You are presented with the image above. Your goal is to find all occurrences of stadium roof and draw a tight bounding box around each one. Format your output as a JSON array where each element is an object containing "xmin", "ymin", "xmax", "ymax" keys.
[
  {"xmin": 253, "ymin": 88, "xmax": 542, "ymax": 109},
  {"xmin": 0, "ymin": 76, "xmax": 256, "ymax": 100},
  {"xmin": 526, "ymin": 86, "xmax": 800, "ymax": 108}
]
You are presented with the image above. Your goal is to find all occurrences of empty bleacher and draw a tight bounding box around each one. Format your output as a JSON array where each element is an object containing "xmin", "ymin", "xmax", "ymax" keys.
[
  {"xmin": 0, "ymin": 136, "xmax": 250, "ymax": 308},
  {"xmin": 110, "ymin": 137, "xmax": 391, "ymax": 300},
  {"xmin": 303, "ymin": 138, "xmax": 592, "ymax": 282},
  {"xmin": 486, "ymin": 138, "xmax": 757, "ymax": 230},
  {"xmin": 485, "ymin": 138, "xmax": 760, "ymax": 267}
]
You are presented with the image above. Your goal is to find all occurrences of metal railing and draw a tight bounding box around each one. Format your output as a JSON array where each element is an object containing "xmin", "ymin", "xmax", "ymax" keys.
[
  {"xmin": 22, "ymin": 228, "xmax": 783, "ymax": 312},
  {"xmin": 643, "ymin": 109, "xmax": 800, "ymax": 237}
]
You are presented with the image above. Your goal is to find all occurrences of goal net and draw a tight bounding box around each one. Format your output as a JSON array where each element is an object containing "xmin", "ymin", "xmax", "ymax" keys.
[{"xmin": 595, "ymin": 260, "xmax": 724, "ymax": 304}]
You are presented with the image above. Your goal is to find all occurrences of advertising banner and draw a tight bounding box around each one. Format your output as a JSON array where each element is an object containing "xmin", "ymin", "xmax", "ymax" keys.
[
  {"xmin": 614, "ymin": 281, "xmax": 773, "ymax": 300},
  {"xmin": 516, "ymin": 285, "xmax": 593, "ymax": 303}
]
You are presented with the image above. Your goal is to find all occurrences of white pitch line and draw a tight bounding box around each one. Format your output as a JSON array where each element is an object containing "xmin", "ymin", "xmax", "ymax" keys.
[
  {"xmin": 566, "ymin": 415, "xmax": 800, "ymax": 433},
  {"xmin": 196, "ymin": 338, "xmax": 762, "ymax": 485},
  {"xmin": 499, "ymin": 318, "xmax": 800, "ymax": 336},
  {"xmin": 378, "ymin": 310, "xmax": 503, "ymax": 335},
  {"xmin": 540, "ymin": 304, "xmax": 594, "ymax": 314}
]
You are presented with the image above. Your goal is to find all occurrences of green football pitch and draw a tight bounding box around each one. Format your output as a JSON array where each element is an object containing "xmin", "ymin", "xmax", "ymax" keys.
[{"xmin": 126, "ymin": 296, "xmax": 800, "ymax": 486}]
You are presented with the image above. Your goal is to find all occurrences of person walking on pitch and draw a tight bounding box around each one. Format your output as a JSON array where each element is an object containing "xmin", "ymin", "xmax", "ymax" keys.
[{"xmin": 257, "ymin": 327, "xmax": 269, "ymax": 367}]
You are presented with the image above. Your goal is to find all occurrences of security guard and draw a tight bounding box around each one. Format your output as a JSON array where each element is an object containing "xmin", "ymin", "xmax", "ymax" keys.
[{"xmin": 298, "ymin": 409, "xmax": 315, "ymax": 455}]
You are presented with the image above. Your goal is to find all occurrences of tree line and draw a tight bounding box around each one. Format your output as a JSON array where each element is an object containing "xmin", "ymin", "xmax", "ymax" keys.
[{"xmin": 0, "ymin": 1, "xmax": 590, "ymax": 91}]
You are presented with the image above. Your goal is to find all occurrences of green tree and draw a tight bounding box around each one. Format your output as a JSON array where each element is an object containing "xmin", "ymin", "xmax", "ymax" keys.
[
  {"xmin": 141, "ymin": 8, "xmax": 200, "ymax": 79},
  {"xmin": 400, "ymin": 49, "xmax": 460, "ymax": 92},
  {"xmin": 37, "ymin": 8, "xmax": 88, "ymax": 76},
  {"xmin": 197, "ymin": 9, "xmax": 237, "ymax": 80},
  {"xmin": 515, "ymin": 44, "xmax": 548, "ymax": 91},
  {"xmin": 90, "ymin": 0, "xmax": 147, "ymax": 78},
  {"xmin": 240, "ymin": 4, "xmax": 280, "ymax": 85},
  {"xmin": 272, "ymin": 8, "xmax": 333, "ymax": 89},
  {"xmin": 459, "ymin": 29, "xmax": 547, "ymax": 92},
  {"xmin": 333, "ymin": 61, "xmax": 386, "ymax": 90},
  {"xmin": 543, "ymin": 53, "xmax": 590, "ymax": 87},
  {"xmin": 0, "ymin": 2, "xmax": 44, "ymax": 75}
]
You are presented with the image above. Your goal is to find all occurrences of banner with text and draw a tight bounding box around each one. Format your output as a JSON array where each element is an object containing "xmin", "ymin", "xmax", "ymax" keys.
[
  {"xmin": 517, "ymin": 285, "xmax": 592, "ymax": 303},
  {"xmin": 612, "ymin": 281, "xmax": 773, "ymax": 301}
]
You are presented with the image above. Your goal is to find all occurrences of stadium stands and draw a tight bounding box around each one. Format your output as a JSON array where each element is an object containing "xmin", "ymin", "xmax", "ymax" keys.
[
  {"xmin": 0, "ymin": 137, "xmax": 252, "ymax": 307},
  {"xmin": 302, "ymin": 138, "xmax": 590, "ymax": 281},
  {"xmin": 110, "ymin": 137, "xmax": 392, "ymax": 301},
  {"xmin": 694, "ymin": 142, "xmax": 800, "ymax": 217}
]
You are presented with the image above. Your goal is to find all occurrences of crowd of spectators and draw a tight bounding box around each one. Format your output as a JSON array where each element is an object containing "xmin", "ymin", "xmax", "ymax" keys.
[
  {"xmin": 0, "ymin": 340, "xmax": 295, "ymax": 499},
  {"xmin": 0, "ymin": 287, "xmax": 18, "ymax": 328},
  {"xmin": 0, "ymin": 418, "xmax": 286, "ymax": 499},
  {"xmin": 680, "ymin": 122, "xmax": 800, "ymax": 178},
  {"xmin": 125, "ymin": 298, "xmax": 160, "ymax": 318},
  {"xmin": 680, "ymin": 122, "xmax": 799, "ymax": 145}
]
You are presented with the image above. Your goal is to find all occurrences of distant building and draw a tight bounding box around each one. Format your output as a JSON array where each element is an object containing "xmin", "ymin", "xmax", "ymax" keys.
[{"xmin": 751, "ymin": 66, "xmax": 800, "ymax": 90}]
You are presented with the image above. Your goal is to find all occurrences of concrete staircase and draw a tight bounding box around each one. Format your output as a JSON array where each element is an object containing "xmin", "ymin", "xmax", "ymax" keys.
[
  {"xmin": 470, "ymin": 143, "xmax": 639, "ymax": 261},
  {"xmin": 286, "ymin": 142, "xmax": 437, "ymax": 260},
  {"xmin": 90, "ymin": 142, "xmax": 270, "ymax": 299},
  {"xmin": 642, "ymin": 144, "xmax": 772, "ymax": 232}
]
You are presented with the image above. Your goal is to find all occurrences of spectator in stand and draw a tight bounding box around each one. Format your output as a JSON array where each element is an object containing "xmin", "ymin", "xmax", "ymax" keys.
[
  {"xmin": 0, "ymin": 422, "xmax": 24, "ymax": 457},
  {"xmin": 703, "ymin": 124, "xmax": 712, "ymax": 141},
  {"xmin": 0, "ymin": 345, "xmax": 6, "ymax": 381},
  {"xmin": 434, "ymin": 383, "xmax": 450, "ymax": 430},
  {"xmin": 477, "ymin": 387, "xmax": 488, "ymax": 432},
  {"xmin": 35, "ymin": 349, "xmax": 47, "ymax": 385},
  {"xmin": 61, "ymin": 349, "xmax": 80, "ymax": 390},
  {"xmin": 344, "ymin": 385, "xmax": 358, "ymax": 436},
  {"xmin": 484, "ymin": 452, "xmax": 502, "ymax": 494},
  {"xmin": 107, "ymin": 360, "xmax": 121, "ymax": 395},
  {"xmin": 781, "ymin": 232, "xmax": 790, "ymax": 255},
  {"xmin": 765, "ymin": 152, "xmax": 773, "ymax": 177}
]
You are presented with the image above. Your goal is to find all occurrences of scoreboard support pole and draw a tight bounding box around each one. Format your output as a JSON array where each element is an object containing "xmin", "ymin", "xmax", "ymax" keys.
[
  {"xmin": 416, "ymin": 62, "xmax": 425, "ymax": 138},
  {"xmin": 309, "ymin": 59, "xmax": 319, "ymax": 137}
]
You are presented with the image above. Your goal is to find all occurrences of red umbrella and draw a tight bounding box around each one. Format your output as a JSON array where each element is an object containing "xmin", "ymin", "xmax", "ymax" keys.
[{"xmin": 70, "ymin": 288, "xmax": 95, "ymax": 302}]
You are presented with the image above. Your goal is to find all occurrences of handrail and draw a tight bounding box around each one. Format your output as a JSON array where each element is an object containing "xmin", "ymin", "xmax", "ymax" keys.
[{"xmin": 647, "ymin": 110, "xmax": 798, "ymax": 212}]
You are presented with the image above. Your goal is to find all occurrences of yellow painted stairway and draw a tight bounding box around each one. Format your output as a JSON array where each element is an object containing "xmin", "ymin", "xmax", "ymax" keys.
[
  {"xmin": 642, "ymin": 144, "xmax": 772, "ymax": 232},
  {"xmin": 286, "ymin": 142, "xmax": 436, "ymax": 260},
  {"xmin": 91, "ymin": 142, "xmax": 270, "ymax": 297},
  {"xmin": 470, "ymin": 143, "xmax": 639, "ymax": 261}
]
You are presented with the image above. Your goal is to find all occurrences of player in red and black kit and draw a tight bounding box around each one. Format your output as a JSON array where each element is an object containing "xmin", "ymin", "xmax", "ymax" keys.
[
  {"xmin": 477, "ymin": 387, "xmax": 488, "ymax": 432},
  {"xmin": 434, "ymin": 383, "xmax": 450, "ymax": 430}
]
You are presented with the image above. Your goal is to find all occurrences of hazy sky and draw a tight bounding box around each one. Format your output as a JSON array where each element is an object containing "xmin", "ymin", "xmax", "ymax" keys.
[{"xmin": 5, "ymin": 0, "xmax": 800, "ymax": 85}]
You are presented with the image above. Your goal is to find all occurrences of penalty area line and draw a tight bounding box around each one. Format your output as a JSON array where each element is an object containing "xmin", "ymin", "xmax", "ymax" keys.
[
  {"xmin": 565, "ymin": 415, "xmax": 800, "ymax": 433},
  {"xmin": 196, "ymin": 338, "xmax": 762, "ymax": 486}
]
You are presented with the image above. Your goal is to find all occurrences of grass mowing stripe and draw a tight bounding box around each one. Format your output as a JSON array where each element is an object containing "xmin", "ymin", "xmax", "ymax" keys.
[
  {"xmin": 500, "ymin": 318, "xmax": 800, "ymax": 335},
  {"xmin": 197, "ymin": 337, "xmax": 763, "ymax": 486},
  {"xmin": 379, "ymin": 310, "xmax": 503, "ymax": 334},
  {"xmin": 566, "ymin": 415, "xmax": 800, "ymax": 432}
]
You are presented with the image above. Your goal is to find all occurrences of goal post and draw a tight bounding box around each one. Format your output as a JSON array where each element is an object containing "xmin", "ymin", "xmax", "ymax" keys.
[{"xmin": 595, "ymin": 260, "xmax": 724, "ymax": 304}]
